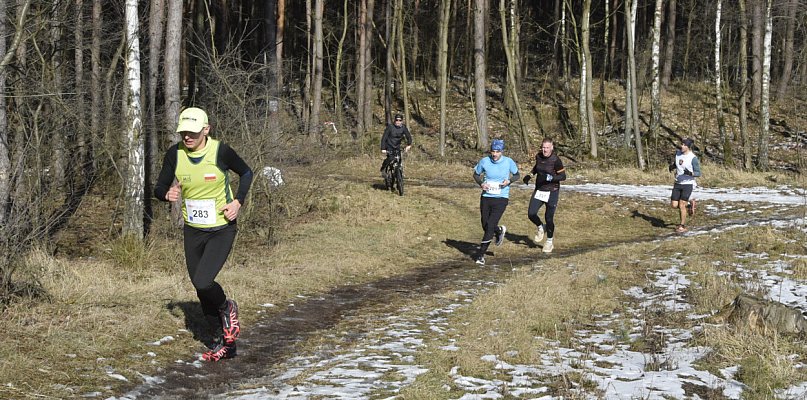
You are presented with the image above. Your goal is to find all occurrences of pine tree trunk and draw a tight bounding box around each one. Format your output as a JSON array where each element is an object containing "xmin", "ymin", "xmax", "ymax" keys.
[
  {"xmin": 661, "ymin": 0, "xmax": 676, "ymax": 89},
  {"xmin": 739, "ymin": 0, "xmax": 751, "ymax": 170},
  {"xmin": 397, "ymin": 0, "xmax": 410, "ymax": 124},
  {"xmin": 499, "ymin": 0, "xmax": 527, "ymax": 153},
  {"xmin": 276, "ymin": 0, "xmax": 285, "ymax": 95},
  {"xmin": 0, "ymin": 0, "xmax": 7, "ymax": 224},
  {"xmin": 627, "ymin": 0, "xmax": 644, "ymax": 169},
  {"xmin": 384, "ymin": 0, "xmax": 393, "ymax": 122},
  {"xmin": 750, "ymin": 0, "xmax": 763, "ymax": 108},
  {"xmin": 775, "ymin": 0, "xmax": 796, "ymax": 100},
  {"xmin": 715, "ymin": 0, "xmax": 731, "ymax": 166},
  {"xmin": 473, "ymin": 0, "xmax": 489, "ymax": 149},
  {"xmin": 308, "ymin": 0, "xmax": 323, "ymax": 139},
  {"xmin": 147, "ymin": 0, "xmax": 163, "ymax": 188},
  {"xmin": 363, "ymin": 0, "xmax": 376, "ymax": 136},
  {"xmin": 357, "ymin": 0, "xmax": 367, "ymax": 138},
  {"xmin": 438, "ymin": 0, "xmax": 450, "ymax": 157},
  {"xmin": 335, "ymin": 0, "xmax": 348, "ymax": 130},
  {"xmin": 75, "ymin": 0, "xmax": 88, "ymax": 169},
  {"xmin": 302, "ymin": 0, "xmax": 311, "ymax": 132}
]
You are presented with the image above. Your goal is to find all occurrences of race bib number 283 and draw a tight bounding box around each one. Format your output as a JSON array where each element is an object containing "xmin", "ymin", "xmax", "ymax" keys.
[{"xmin": 185, "ymin": 198, "xmax": 216, "ymax": 225}]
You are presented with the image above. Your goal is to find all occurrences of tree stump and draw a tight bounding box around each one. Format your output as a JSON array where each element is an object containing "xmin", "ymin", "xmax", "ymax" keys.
[{"xmin": 713, "ymin": 293, "xmax": 807, "ymax": 336}]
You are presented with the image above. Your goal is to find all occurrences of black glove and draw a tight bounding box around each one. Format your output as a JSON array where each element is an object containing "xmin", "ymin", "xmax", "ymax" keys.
[
  {"xmin": 683, "ymin": 169, "xmax": 693, "ymax": 176},
  {"xmin": 523, "ymin": 175, "xmax": 531, "ymax": 184},
  {"xmin": 668, "ymin": 163, "xmax": 676, "ymax": 173}
]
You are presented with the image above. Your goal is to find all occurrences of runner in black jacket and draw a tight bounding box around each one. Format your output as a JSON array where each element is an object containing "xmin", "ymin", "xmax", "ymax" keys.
[{"xmin": 522, "ymin": 138, "xmax": 566, "ymax": 253}]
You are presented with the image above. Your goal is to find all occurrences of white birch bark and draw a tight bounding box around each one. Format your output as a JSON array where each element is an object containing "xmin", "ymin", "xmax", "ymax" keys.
[
  {"xmin": 124, "ymin": 0, "xmax": 144, "ymax": 237},
  {"xmin": 650, "ymin": 0, "xmax": 663, "ymax": 138},
  {"xmin": 757, "ymin": 0, "xmax": 772, "ymax": 169}
]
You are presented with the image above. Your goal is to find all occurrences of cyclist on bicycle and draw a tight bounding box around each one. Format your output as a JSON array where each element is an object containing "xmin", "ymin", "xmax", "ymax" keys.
[{"xmin": 380, "ymin": 114, "xmax": 412, "ymax": 181}]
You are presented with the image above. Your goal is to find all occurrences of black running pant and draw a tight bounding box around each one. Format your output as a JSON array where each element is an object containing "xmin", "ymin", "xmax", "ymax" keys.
[
  {"xmin": 478, "ymin": 196, "xmax": 509, "ymax": 255},
  {"xmin": 528, "ymin": 189, "xmax": 560, "ymax": 239},
  {"xmin": 184, "ymin": 224, "xmax": 237, "ymax": 334}
]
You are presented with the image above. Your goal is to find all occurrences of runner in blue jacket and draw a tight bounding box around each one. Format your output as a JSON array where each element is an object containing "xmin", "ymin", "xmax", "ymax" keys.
[{"xmin": 471, "ymin": 139, "xmax": 520, "ymax": 265}]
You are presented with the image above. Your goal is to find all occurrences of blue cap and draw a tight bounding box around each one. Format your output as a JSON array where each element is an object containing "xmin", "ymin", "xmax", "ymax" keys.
[{"xmin": 491, "ymin": 139, "xmax": 504, "ymax": 152}]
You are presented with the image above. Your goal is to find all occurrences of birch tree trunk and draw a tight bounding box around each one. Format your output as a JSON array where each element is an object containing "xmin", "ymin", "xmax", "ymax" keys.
[
  {"xmin": 575, "ymin": 0, "xmax": 596, "ymax": 156},
  {"xmin": 308, "ymin": 0, "xmax": 323, "ymax": 139},
  {"xmin": 661, "ymin": 0, "xmax": 676, "ymax": 89},
  {"xmin": 473, "ymin": 0, "xmax": 489, "ymax": 149},
  {"xmin": 715, "ymin": 0, "xmax": 730, "ymax": 165},
  {"xmin": 739, "ymin": 0, "xmax": 751, "ymax": 170},
  {"xmin": 438, "ymin": 0, "xmax": 450, "ymax": 156},
  {"xmin": 756, "ymin": 0, "xmax": 771, "ymax": 170},
  {"xmin": 649, "ymin": 0, "xmax": 663, "ymax": 139},
  {"xmin": 775, "ymin": 0, "xmax": 796, "ymax": 100},
  {"xmin": 124, "ymin": 0, "xmax": 144, "ymax": 238}
]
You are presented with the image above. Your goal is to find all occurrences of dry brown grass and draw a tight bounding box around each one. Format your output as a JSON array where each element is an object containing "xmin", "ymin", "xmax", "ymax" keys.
[{"xmin": 1, "ymin": 151, "xmax": 804, "ymax": 398}]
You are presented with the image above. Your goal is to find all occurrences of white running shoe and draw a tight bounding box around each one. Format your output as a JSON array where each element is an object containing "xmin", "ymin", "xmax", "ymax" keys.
[
  {"xmin": 535, "ymin": 225, "xmax": 545, "ymax": 242},
  {"xmin": 495, "ymin": 226, "xmax": 507, "ymax": 246},
  {"xmin": 542, "ymin": 240, "xmax": 554, "ymax": 253}
]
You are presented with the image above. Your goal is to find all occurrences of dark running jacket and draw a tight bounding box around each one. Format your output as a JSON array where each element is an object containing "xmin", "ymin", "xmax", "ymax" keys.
[{"xmin": 529, "ymin": 151, "xmax": 566, "ymax": 191}]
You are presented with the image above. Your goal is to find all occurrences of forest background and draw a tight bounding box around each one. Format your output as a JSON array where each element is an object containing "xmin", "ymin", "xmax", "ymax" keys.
[
  {"xmin": 0, "ymin": 0, "xmax": 805, "ymax": 397},
  {"xmin": 0, "ymin": 0, "xmax": 805, "ymax": 256}
]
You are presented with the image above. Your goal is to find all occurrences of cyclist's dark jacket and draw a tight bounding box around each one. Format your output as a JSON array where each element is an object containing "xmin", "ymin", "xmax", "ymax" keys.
[
  {"xmin": 529, "ymin": 151, "xmax": 566, "ymax": 191},
  {"xmin": 380, "ymin": 123, "xmax": 413, "ymax": 152}
]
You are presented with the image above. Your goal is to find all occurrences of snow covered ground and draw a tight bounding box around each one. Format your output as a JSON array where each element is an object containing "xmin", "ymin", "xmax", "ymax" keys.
[{"xmin": 130, "ymin": 184, "xmax": 807, "ymax": 399}]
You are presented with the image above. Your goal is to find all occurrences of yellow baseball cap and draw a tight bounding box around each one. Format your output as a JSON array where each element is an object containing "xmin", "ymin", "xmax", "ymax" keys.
[{"xmin": 176, "ymin": 107, "xmax": 209, "ymax": 132}]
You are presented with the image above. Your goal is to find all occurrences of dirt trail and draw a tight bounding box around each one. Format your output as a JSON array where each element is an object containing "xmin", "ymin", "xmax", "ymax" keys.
[{"xmin": 119, "ymin": 178, "xmax": 804, "ymax": 399}]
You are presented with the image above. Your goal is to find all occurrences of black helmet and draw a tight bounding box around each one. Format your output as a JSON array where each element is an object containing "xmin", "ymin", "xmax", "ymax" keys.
[{"xmin": 394, "ymin": 114, "xmax": 403, "ymax": 121}]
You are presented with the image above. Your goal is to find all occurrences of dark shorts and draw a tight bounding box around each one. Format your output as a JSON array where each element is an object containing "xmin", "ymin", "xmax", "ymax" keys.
[{"xmin": 670, "ymin": 183, "xmax": 693, "ymax": 201}]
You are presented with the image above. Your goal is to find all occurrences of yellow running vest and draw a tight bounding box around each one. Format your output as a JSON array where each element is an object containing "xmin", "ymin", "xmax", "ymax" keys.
[{"xmin": 175, "ymin": 139, "xmax": 233, "ymax": 228}]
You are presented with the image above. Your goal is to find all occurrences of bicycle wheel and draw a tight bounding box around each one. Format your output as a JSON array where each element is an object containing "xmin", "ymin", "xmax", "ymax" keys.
[
  {"xmin": 383, "ymin": 167, "xmax": 392, "ymax": 189},
  {"xmin": 395, "ymin": 166, "xmax": 404, "ymax": 196}
]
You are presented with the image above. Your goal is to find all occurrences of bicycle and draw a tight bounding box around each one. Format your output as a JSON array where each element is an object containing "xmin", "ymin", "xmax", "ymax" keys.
[{"xmin": 383, "ymin": 149, "xmax": 405, "ymax": 196}]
